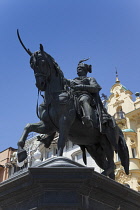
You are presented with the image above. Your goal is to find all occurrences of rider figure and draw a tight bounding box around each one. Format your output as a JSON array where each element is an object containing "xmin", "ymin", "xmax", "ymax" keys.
[{"xmin": 67, "ymin": 58, "xmax": 102, "ymax": 128}]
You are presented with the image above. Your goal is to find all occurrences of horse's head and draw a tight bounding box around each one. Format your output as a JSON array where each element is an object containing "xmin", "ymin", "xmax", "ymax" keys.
[
  {"xmin": 17, "ymin": 30, "xmax": 52, "ymax": 91},
  {"xmin": 30, "ymin": 45, "xmax": 52, "ymax": 91}
]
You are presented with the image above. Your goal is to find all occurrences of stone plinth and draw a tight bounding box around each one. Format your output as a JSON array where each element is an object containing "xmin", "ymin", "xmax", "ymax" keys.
[{"xmin": 0, "ymin": 157, "xmax": 140, "ymax": 210}]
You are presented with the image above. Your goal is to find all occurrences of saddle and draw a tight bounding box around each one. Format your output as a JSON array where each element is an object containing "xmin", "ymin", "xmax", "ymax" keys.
[{"xmin": 58, "ymin": 92, "xmax": 71, "ymax": 104}]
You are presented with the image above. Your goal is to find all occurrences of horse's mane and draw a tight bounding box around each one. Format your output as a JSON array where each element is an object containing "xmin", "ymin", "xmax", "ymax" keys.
[
  {"xmin": 44, "ymin": 52, "xmax": 64, "ymax": 77},
  {"xmin": 44, "ymin": 52, "xmax": 65, "ymax": 87}
]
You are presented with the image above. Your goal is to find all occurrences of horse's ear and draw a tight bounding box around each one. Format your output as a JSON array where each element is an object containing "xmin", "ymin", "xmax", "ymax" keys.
[{"xmin": 40, "ymin": 44, "xmax": 44, "ymax": 52}]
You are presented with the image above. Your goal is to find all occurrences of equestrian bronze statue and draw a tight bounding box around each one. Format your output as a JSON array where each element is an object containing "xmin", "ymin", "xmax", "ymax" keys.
[{"xmin": 17, "ymin": 30, "xmax": 129, "ymax": 179}]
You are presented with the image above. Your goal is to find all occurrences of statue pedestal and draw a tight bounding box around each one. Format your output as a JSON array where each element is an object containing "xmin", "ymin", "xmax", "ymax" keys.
[{"xmin": 0, "ymin": 157, "xmax": 140, "ymax": 209}]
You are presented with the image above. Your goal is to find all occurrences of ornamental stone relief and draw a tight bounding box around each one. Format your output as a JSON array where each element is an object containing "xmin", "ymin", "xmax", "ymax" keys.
[
  {"xmin": 136, "ymin": 181, "xmax": 140, "ymax": 191},
  {"xmin": 115, "ymin": 170, "xmax": 131, "ymax": 184},
  {"xmin": 130, "ymin": 139, "xmax": 136, "ymax": 147}
]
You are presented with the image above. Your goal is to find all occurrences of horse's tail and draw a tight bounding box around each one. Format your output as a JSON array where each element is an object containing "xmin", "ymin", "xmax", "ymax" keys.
[{"xmin": 118, "ymin": 130, "xmax": 129, "ymax": 175}]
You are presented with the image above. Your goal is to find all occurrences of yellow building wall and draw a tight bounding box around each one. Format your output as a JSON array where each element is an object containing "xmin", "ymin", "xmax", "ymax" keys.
[{"xmin": 108, "ymin": 81, "xmax": 140, "ymax": 191}]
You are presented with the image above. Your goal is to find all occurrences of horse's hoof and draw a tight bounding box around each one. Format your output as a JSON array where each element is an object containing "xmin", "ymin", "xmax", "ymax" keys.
[{"xmin": 17, "ymin": 149, "xmax": 27, "ymax": 162}]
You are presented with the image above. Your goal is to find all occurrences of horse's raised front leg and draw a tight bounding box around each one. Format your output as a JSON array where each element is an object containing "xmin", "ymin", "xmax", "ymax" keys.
[{"xmin": 17, "ymin": 120, "xmax": 55, "ymax": 162}]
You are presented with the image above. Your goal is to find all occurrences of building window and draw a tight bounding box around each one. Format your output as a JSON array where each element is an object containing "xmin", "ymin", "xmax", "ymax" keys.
[
  {"xmin": 14, "ymin": 165, "xmax": 17, "ymax": 173},
  {"xmin": 116, "ymin": 153, "xmax": 120, "ymax": 162},
  {"xmin": 8, "ymin": 166, "xmax": 12, "ymax": 177},
  {"xmin": 76, "ymin": 153, "xmax": 82, "ymax": 161},
  {"xmin": 47, "ymin": 149, "xmax": 53, "ymax": 158},
  {"xmin": 114, "ymin": 107, "xmax": 125, "ymax": 120},
  {"xmin": 131, "ymin": 148, "xmax": 136, "ymax": 158}
]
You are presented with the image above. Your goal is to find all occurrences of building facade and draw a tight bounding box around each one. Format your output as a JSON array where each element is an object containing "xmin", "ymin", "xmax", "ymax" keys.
[
  {"xmin": 0, "ymin": 147, "xmax": 17, "ymax": 182},
  {"xmin": 107, "ymin": 75, "xmax": 140, "ymax": 191}
]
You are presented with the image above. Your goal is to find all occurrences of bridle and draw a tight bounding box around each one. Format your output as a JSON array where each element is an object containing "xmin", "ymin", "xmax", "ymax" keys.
[
  {"xmin": 34, "ymin": 65, "xmax": 51, "ymax": 120},
  {"xmin": 33, "ymin": 54, "xmax": 51, "ymax": 79}
]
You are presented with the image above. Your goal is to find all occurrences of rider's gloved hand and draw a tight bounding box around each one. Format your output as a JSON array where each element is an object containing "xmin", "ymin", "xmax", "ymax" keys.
[{"xmin": 72, "ymin": 85, "xmax": 84, "ymax": 91}]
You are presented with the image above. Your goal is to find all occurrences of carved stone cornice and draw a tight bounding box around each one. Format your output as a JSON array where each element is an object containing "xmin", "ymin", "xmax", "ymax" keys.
[{"xmin": 113, "ymin": 100, "xmax": 124, "ymax": 107}]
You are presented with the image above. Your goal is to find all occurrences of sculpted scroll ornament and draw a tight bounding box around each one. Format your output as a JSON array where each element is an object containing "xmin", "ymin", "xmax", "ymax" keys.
[
  {"xmin": 113, "ymin": 100, "xmax": 124, "ymax": 107},
  {"xmin": 115, "ymin": 170, "xmax": 131, "ymax": 184}
]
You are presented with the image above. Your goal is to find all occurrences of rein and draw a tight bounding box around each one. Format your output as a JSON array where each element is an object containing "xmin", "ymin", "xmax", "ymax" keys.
[
  {"xmin": 36, "ymin": 89, "xmax": 44, "ymax": 119},
  {"xmin": 35, "ymin": 55, "xmax": 67, "ymax": 119}
]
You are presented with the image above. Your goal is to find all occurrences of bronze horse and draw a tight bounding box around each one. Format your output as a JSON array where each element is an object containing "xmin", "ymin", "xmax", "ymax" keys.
[{"xmin": 17, "ymin": 30, "xmax": 129, "ymax": 179}]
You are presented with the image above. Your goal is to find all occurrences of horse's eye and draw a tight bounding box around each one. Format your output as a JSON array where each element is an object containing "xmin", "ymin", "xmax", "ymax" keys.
[{"xmin": 42, "ymin": 60, "xmax": 45, "ymax": 65}]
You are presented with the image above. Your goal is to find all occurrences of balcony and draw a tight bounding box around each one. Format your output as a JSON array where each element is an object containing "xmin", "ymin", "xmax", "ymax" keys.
[
  {"xmin": 115, "ymin": 158, "xmax": 140, "ymax": 172},
  {"xmin": 114, "ymin": 111, "xmax": 125, "ymax": 120}
]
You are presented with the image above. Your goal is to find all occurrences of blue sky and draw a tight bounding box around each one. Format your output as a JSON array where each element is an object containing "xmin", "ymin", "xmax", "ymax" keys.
[{"xmin": 0, "ymin": 0, "xmax": 140, "ymax": 151}]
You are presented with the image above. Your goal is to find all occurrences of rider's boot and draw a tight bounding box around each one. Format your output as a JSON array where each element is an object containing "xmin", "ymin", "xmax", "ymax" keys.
[{"xmin": 80, "ymin": 100, "xmax": 93, "ymax": 128}]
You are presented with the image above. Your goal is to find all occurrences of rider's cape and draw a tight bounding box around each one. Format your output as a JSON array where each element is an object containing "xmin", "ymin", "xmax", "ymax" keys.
[{"xmin": 94, "ymin": 92, "xmax": 118, "ymax": 151}]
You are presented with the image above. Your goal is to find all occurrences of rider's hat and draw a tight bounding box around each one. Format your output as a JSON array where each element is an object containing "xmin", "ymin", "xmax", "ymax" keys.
[{"xmin": 77, "ymin": 58, "xmax": 92, "ymax": 73}]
